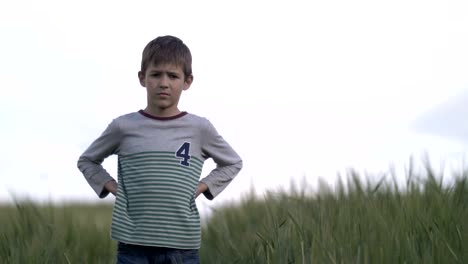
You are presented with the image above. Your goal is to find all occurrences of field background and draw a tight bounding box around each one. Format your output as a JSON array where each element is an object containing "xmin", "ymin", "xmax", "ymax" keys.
[{"xmin": 1, "ymin": 165, "xmax": 467, "ymax": 264}]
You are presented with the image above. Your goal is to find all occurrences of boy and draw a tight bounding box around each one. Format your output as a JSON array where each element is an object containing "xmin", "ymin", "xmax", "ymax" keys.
[{"xmin": 77, "ymin": 35, "xmax": 242, "ymax": 264}]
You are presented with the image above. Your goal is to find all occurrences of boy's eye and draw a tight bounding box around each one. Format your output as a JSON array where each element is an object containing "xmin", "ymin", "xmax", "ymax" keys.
[{"xmin": 149, "ymin": 73, "xmax": 179, "ymax": 79}]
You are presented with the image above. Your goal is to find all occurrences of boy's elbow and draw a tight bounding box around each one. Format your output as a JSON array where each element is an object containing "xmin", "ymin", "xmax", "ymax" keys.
[
  {"xmin": 77, "ymin": 155, "xmax": 93, "ymax": 173},
  {"xmin": 77, "ymin": 156, "xmax": 83, "ymax": 171},
  {"xmin": 229, "ymin": 159, "xmax": 242, "ymax": 176},
  {"xmin": 235, "ymin": 159, "xmax": 243, "ymax": 171},
  {"xmin": 77, "ymin": 156, "xmax": 86, "ymax": 170}
]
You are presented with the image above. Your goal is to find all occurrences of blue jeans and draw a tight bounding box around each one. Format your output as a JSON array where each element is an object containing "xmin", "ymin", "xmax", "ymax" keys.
[{"xmin": 117, "ymin": 242, "xmax": 200, "ymax": 264}]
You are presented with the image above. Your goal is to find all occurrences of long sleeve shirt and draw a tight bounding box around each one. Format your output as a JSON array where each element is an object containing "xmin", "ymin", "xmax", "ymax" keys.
[{"xmin": 77, "ymin": 110, "xmax": 242, "ymax": 249}]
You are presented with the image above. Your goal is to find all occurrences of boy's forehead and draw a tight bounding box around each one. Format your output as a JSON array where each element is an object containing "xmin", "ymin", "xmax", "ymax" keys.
[{"xmin": 147, "ymin": 63, "xmax": 184, "ymax": 73}]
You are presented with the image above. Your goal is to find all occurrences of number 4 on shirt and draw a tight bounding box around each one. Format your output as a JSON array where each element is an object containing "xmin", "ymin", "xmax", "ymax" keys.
[{"xmin": 176, "ymin": 142, "xmax": 191, "ymax": 166}]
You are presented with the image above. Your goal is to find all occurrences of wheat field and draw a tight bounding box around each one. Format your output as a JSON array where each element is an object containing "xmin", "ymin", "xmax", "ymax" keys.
[{"xmin": 1, "ymin": 164, "xmax": 467, "ymax": 263}]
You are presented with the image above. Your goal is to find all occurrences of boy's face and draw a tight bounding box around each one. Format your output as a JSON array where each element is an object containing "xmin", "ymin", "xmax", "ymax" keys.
[{"xmin": 138, "ymin": 63, "xmax": 193, "ymax": 117}]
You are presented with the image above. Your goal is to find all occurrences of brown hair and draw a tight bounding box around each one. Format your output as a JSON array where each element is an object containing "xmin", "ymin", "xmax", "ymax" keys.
[{"xmin": 140, "ymin": 36, "xmax": 192, "ymax": 79}]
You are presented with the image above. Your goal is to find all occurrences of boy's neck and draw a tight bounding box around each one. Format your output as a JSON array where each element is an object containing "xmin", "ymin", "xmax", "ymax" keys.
[{"xmin": 143, "ymin": 107, "xmax": 181, "ymax": 118}]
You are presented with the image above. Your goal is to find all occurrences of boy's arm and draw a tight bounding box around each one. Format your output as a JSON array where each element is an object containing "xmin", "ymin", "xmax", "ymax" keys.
[
  {"xmin": 199, "ymin": 120, "xmax": 243, "ymax": 200},
  {"xmin": 77, "ymin": 120, "xmax": 121, "ymax": 198}
]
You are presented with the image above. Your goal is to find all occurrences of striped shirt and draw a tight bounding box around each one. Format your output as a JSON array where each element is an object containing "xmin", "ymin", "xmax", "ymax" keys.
[{"xmin": 77, "ymin": 110, "xmax": 242, "ymax": 249}]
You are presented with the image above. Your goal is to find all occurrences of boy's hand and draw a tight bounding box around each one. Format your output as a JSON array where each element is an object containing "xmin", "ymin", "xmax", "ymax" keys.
[
  {"xmin": 105, "ymin": 180, "xmax": 118, "ymax": 196},
  {"xmin": 195, "ymin": 182, "xmax": 208, "ymax": 198}
]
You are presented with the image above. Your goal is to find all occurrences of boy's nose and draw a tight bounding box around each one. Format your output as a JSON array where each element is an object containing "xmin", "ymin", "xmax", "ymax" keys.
[{"xmin": 159, "ymin": 75, "xmax": 169, "ymax": 88}]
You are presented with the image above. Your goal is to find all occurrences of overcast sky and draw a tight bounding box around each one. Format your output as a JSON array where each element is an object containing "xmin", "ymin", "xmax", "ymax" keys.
[{"xmin": 1, "ymin": 0, "xmax": 467, "ymax": 212}]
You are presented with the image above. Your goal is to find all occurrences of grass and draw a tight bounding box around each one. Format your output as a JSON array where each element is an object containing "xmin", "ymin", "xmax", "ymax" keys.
[
  {"xmin": 0, "ymin": 202, "xmax": 115, "ymax": 263},
  {"xmin": 1, "ymin": 163, "xmax": 467, "ymax": 263}
]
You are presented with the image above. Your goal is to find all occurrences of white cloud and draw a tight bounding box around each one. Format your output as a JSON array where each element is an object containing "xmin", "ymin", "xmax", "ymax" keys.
[{"xmin": 412, "ymin": 89, "xmax": 468, "ymax": 143}]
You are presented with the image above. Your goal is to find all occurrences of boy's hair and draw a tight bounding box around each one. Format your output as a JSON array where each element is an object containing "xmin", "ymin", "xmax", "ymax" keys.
[{"xmin": 140, "ymin": 35, "xmax": 192, "ymax": 79}]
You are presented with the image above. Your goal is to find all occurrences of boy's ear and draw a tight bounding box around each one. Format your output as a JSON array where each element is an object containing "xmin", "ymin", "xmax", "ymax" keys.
[
  {"xmin": 183, "ymin": 74, "xmax": 193, "ymax": 91},
  {"xmin": 138, "ymin": 71, "xmax": 146, "ymax": 87}
]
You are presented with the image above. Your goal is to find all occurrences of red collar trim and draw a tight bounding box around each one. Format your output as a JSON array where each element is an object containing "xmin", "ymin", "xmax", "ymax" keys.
[{"xmin": 138, "ymin": 110, "xmax": 188, "ymax": 120}]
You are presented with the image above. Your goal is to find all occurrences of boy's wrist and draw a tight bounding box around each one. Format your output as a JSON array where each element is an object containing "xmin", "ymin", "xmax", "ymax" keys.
[
  {"xmin": 195, "ymin": 182, "xmax": 208, "ymax": 198},
  {"xmin": 104, "ymin": 180, "xmax": 118, "ymax": 195}
]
